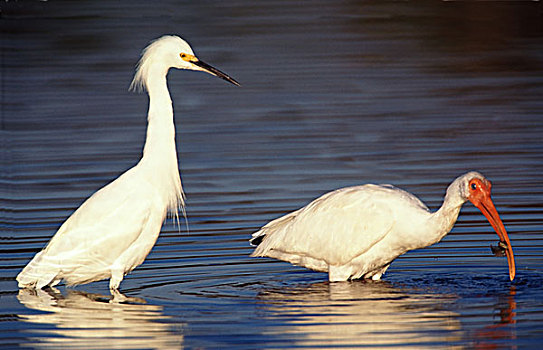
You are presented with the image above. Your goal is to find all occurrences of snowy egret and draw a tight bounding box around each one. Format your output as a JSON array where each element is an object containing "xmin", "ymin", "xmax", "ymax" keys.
[
  {"xmin": 16, "ymin": 35, "xmax": 239, "ymax": 299},
  {"xmin": 250, "ymin": 172, "xmax": 515, "ymax": 281}
]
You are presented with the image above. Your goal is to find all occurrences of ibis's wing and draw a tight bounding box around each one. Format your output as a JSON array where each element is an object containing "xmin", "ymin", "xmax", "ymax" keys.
[{"xmin": 251, "ymin": 185, "xmax": 400, "ymax": 266}]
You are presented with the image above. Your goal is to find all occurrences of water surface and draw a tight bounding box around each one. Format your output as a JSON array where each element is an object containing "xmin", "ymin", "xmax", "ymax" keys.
[{"xmin": 1, "ymin": 1, "xmax": 543, "ymax": 349}]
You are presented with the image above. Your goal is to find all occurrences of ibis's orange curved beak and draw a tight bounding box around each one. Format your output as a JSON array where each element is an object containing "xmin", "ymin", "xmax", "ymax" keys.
[{"xmin": 469, "ymin": 180, "xmax": 516, "ymax": 281}]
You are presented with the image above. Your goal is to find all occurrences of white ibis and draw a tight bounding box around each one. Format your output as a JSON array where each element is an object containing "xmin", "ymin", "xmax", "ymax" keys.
[
  {"xmin": 250, "ymin": 171, "xmax": 515, "ymax": 281},
  {"xmin": 16, "ymin": 35, "xmax": 239, "ymax": 299}
]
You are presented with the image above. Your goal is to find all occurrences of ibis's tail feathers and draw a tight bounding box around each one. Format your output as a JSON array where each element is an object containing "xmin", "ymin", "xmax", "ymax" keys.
[
  {"xmin": 249, "ymin": 232, "xmax": 265, "ymax": 247},
  {"xmin": 250, "ymin": 209, "xmax": 300, "ymax": 251},
  {"xmin": 16, "ymin": 251, "xmax": 59, "ymax": 290}
]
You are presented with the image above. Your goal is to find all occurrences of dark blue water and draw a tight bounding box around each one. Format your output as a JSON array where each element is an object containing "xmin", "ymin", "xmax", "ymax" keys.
[{"xmin": 2, "ymin": 1, "xmax": 543, "ymax": 349}]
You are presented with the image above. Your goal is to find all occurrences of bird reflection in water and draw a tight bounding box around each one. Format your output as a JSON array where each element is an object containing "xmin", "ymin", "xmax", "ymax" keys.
[
  {"xmin": 474, "ymin": 286, "xmax": 517, "ymax": 349},
  {"xmin": 17, "ymin": 288, "xmax": 184, "ymax": 349},
  {"xmin": 256, "ymin": 280, "xmax": 463, "ymax": 349}
]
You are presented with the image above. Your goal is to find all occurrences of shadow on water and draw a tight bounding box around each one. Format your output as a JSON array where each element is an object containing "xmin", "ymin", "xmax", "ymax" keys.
[{"xmin": 17, "ymin": 288, "xmax": 184, "ymax": 349}]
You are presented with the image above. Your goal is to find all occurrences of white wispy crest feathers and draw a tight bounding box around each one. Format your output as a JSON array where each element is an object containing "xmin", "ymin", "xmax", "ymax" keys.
[
  {"xmin": 129, "ymin": 37, "xmax": 164, "ymax": 93},
  {"xmin": 129, "ymin": 35, "xmax": 194, "ymax": 93}
]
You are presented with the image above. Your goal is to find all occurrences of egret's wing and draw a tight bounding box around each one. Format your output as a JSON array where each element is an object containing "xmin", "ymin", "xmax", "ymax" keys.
[
  {"xmin": 47, "ymin": 169, "xmax": 142, "ymax": 245},
  {"xmin": 48, "ymin": 196, "xmax": 152, "ymax": 258},
  {"xmin": 251, "ymin": 185, "xmax": 398, "ymax": 266},
  {"xmin": 23, "ymin": 170, "xmax": 163, "ymax": 285}
]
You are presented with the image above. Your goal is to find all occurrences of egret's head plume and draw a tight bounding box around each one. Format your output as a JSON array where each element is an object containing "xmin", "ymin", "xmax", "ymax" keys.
[{"xmin": 130, "ymin": 35, "xmax": 196, "ymax": 92}]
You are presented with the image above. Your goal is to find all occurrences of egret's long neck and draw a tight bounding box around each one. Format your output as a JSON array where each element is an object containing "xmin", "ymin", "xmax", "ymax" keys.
[
  {"xmin": 139, "ymin": 68, "xmax": 184, "ymax": 212},
  {"xmin": 142, "ymin": 71, "xmax": 175, "ymax": 159},
  {"xmin": 426, "ymin": 182, "xmax": 467, "ymax": 245}
]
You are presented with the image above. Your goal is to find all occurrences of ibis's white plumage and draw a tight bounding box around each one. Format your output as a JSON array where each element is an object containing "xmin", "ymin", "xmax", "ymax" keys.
[
  {"xmin": 251, "ymin": 172, "xmax": 516, "ymax": 282},
  {"xmin": 16, "ymin": 35, "xmax": 239, "ymax": 299}
]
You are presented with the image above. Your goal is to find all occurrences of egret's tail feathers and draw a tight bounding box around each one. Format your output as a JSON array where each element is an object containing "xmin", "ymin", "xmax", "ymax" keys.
[{"xmin": 16, "ymin": 251, "xmax": 58, "ymax": 290}]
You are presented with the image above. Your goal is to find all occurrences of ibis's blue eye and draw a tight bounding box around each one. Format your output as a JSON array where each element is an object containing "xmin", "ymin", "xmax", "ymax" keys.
[{"xmin": 471, "ymin": 183, "xmax": 477, "ymax": 190}]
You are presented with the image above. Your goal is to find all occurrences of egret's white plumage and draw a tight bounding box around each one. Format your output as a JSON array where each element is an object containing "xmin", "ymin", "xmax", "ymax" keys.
[
  {"xmin": 250, "ymin": 172, "xmax": 516, "ymax": 282},
  {"xmin": 17, "ymin": 35, "xmax": 239, "ymax": 298}
]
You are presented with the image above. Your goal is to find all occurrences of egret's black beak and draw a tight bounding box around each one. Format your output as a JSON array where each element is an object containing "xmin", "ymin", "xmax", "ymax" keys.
[{"xmin": 193, "ymin": 60, "xmax": 240, "ymax": 87}]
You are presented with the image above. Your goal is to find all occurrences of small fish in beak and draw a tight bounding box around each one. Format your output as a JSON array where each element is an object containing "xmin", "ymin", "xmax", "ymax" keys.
[{"xmin": 490, "ymin": 241, "xmax": 509, "ymax": 257}]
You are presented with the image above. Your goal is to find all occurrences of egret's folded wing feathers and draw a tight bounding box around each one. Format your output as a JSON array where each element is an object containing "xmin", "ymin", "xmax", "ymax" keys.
[{"xmin": 18, "ymin": 171, "xmax": 163, "ymax": 288}]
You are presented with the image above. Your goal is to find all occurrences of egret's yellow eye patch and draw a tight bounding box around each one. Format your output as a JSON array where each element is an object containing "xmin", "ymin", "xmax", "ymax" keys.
[{"xmin": 180, "ymin": 53, "xmax": 197, "ymax": 62}]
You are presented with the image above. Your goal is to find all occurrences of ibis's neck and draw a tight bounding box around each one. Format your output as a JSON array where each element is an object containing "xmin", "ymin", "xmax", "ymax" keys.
[
  {"xmin": 139, "ymin": 69, "xmax": 183, "ymax": 212},
  {"xmin": 426, "ymin": 184, "xmax": 467, "ymax": 246}
]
